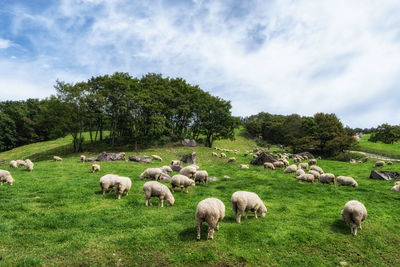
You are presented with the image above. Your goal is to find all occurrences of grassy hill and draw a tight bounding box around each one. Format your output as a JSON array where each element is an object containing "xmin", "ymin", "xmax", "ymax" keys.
[
  {"xmin": 0, "ymin": 131, "xmax": 400, "ymax": 266},
  {"xmin": 355, "ymin": 134, "xmax": 400, "ymax": 159}
]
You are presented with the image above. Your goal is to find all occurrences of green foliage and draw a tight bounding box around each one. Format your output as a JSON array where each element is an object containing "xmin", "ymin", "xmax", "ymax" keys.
[
  {"xmin": 325, "ymin": 136, "xmax": 357, "ymax": 156},
  {"xmin": 353, "ymin": 134, "xmax": 400, "ymax": 159},
  {"xmin": 369, "ymin": 124, "xmax": 400, "ymax": 144},
  {"xmin": 333, "ymin": 151, "xmax": 367, "ymax": 162}
]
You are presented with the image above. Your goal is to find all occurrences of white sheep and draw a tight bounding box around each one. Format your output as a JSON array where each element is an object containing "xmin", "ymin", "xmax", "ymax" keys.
[
  {"xmin": 99, "ymin": 174, "xmax": 119, "ymax": 194},
  {"xmin": 115, "ymin": 177, "xmax": 132, "ymax": 199},
  {"xmin": 220, "ymin": 153, "xmax": 227, "ymax": 158},
  {"xmin": 231, "ymin": 191, "xmax": 267, "ymax": 223},
  {"xmin": 296, "ymin": 174, "xmax": 315, "ymax": 183},
  {"xmin": 9, "ymin": 161, "xmax": 18, "ymax": 168},
  {"xmin": 171, "ymin": 174, "xmax": 195, "ymax": 192},
  {"xmin": 196, "ymin": 198, "xmax": 225, "ymax": 240},
  {"xmin": 308, "ymin": 170, "xmax": 320, "ymax": 181},
  {"xmin": 194, "ymin": 170, "xmax": 209, "ymax": 184},
  {"xmin": 273, "ymin": 161, "xmax": 285, "ymax": 168},
  {"xmin": 320, "ymin": 173, "xmax": 335, "ymax": 185},
  {"xmin": 293, "ymin": 157, "xmax": 300, "ymax": 163},
  {"xmin": 394, "ymin": 181, "xmax": 400, "ymax": 186},
  {"xmin": 0, "ymin": 170, "xmax": 14, "ymax": 186},
  {"xmin": 391, "ymin": 184, "xmax": 400, "ymax": 191},
  {"xmin": 142, "ymin": 181, "xmax": 175, "ymax": 207},
  {"xmin": 282, "ymin": 159, "xmax": 289, "ymax": 167},
  {"xmin": 296, "ymin": 169, "xmax": 305, "ymax": 176},
  {"xmin": 53, "ymin": 156, "xmax": 62, "ymax": 161},
  {"xmin": 227, "ymin": 157, "xmax": 236, "ymax": 163},
  {"xmin": 80, "ymin": 155, "xmax": 86, "ymax": 162},
  {"xmin": 284, "ymin": 164, "xmax": 298, "ymax": 173},
  {"xmin": 264, "ymin": 162, "xmax": 275, "ymax": 170},
  {"xmin": 190, "ymin": 164, "xmax": 200, "ymax": 171},
  {"xmin": 212, "ymin": 152, "xmax": 218, "ymax": 157},
  {"xmin": 310, "ymin": 165, "xmax": 324, "ymax": 174},
  {"xmin": 239, "ymin": 164, "xmax": 249, "ymax": 169},
  {"xmin": 179, "ymin": 166, "xmax": 197, "ymax": 179},
  {"xmin": 387, "ymin": 161, "xmax": 393, "ymax": 165},
  {"xmin": 308, "ymin": 159, "xmax": 317, "ymax": 166},
  {"xmin": 171, "ymin": 160, "xmax": 181, "ymax": 166},
  {"xmin": 160, "ymin": 166, "xmax": 173, "ymax": 173},
  {"xmin": 375, "ymin": 161, "xmax": 385, "ymax": 167},
  {"xmin": 152, "ymin": 155, "xmax": 163, "ymax": 161},
  {"xmin": 16, "ymin": 160, "xmax": 26, "ymax": 167},
  {"xmin": 25, "ymin": 159, "xmax": 34, "ymax": 172},
  {"xmin": 140, "ymin": 168, "xmax": 163, "ymax": 181},
  {"xmin": 298, "ymin": 163, "xmax": 309, "ymax": 170},
  {"xmin": 337, "ymin": 176, "xmax": 358, "ymax": 187},
  {"xmin": 92, "ymin": 164, "xmax": 100, "ymax": 173},
  {"xmin": 341, "ymin": 200, "xmax": 367, "ymax": 236}
]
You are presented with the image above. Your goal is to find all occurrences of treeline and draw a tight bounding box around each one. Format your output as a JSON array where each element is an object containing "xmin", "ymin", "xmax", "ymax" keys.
[
  {"xmin": 243, "ymin": 112, "xmax": 357, "ymax": 156},
  {"xmin": 0, "ymin": 72, "xmax": 239, "ymax": 152}
]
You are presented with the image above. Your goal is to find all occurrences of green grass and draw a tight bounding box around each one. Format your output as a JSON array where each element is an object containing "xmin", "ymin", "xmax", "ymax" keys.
[
  {"xmin": 0, "ymin": 132, "xmax": 400, "ymax": 266},
  {"xmin": 355, "ymin": 134, "xmax": 400, "ymax": 159}
]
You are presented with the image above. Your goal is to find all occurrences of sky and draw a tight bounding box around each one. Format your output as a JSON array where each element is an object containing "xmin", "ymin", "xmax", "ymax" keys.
[{"xmin": 0, "ymin": 0, "xmax": 399, "ymax": 128}]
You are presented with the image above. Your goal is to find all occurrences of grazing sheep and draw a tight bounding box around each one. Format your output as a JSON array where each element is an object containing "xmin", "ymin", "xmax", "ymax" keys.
[
  {"xmin": 387, "ymin": 161, "xmax": 393, "ymax": 165},
  {"xmin": 240, "ymin": 164, "xmax": 249, "ymax": 169},
  {"xmin": 296, "ymin": 169, "xmax": 306, "ymax": 176},
  {"xmin": 99, "ymin": 174, "xmax": 119, "ymax": 194},
  {"xmin": 284, "ymin": 164, "xmax": 298, "ymax": 173},
  {"xmin": 142, "ymin": 181, "xmax": 175, "ymax": 207},
  {"xmin": 25, "ymin": 159, "xmax": 34, "ymax": 172},
  {"xmin": 92, "ymin": 164, "xmax": 100, "ymax": 173},
  {"xmin": 281, "ymin": 159, "xmax": 289, "ymax": 167},
  {"xmin": 0, "ymin": 170, "xmax": 14, "ymax": 185},
  {"xmin": 179, "ymin": 166, "xmax": 197, "ymax": 179},
  {"xmin": 298, "ymin": 163, "xmax": 309, "ymax": 170},
  {"xmin": 273, "ymin": 161, "xmax": 285, "ymax": 168},
  {"xmin": 310, "ymin": 165, "xmax": 324, "ymax": 174},
  {"xmin": 140, "ymin": 168, "xmax": 163, "ymax": 181},
  {"xmin": 190, "ymin": 164, "xmax": 200, "ymax": 171},
  {"xmin": 9, "ymin": 161, "xmax": 18, "ymax": 168},
  {"xmin": 320, "ymin": 173, "xmax": 335, "ymax": 185},
  {"xmin": 341, "ymin": 200, "xmax": 367, "ymax": 236},
  {"xmin": 395, "ymin": 181, "xmax": 400, "ymax": 186},
  {"xmin": 264, "ymin": 162, "xmax": 275, "ymax": 170},
  {"xmin": 160, "ymin": 166, "xmax": 173, "ymax": 173},
  {"xmin": 220, "ymin": 153, "xmax": 227, "ymax": 158},
  {"xmin": 337, "ymin": 176, "xmax": 358, "ymax": 187},
  {"xmin": 195, "ymin": 170, "xmax": 209, "ymax": 184},
  {"xmin": 212, "ymin": 152, "xmax": 218, "ymax": 157},
  {"xmin": 16, "ymin": 160, "xmax": 26, "ymax": 167},
  {"xmin": 293, "ymin": 157, "xmax": 300, "ymax": 163},
  {"xmin": 53, "ymin": 156, "xmax": 62, "ymax": 161},
  {"xmin": 115, "ymin": 177, "xmax": 132, "ymax": 199},
  {"xmin": 171, "ymin": 174, "xmax": 196, "ymax": 193},
  {"xmin": 231, "ymin": 191, "xmax": 267, "ymax": 223},
  {"xmin": 171, "ymin": 160, "xmax": 181, "ymax": 166},
  {"xmin": 152, "ymin": 155, "xmax": 163, "ymax": 161},
  {"xmin": 244, "ymin": 151, "xmax": 249, "ymax": 157},
  {"xmin": 391, "ymin": 184, "xmax": 400, "ymax": 191},
  {"xmin": 308, "ymin": 159, "xmax": 317, "ymax": 165},
  {"xmin": 296, "ymin": 174, "xmax": 315, "ymax": 183},
  {"xmin": 308, "ymin": 170, "xmax": 320, "ymax": 181},
  {"xmin": 349, "ymin": 159, "xmax": 356, "ymax": 164},
  {"xmin": 375, "ymin": 161, "xmax": 385, "ymax": 167},
  {"xmin": 80, "ymin": 155, "xmax": 86, "ymax": 162},
  {"xmin": 196, "ymin": 198, "xmax": 225, "ymax": 240},
  {"xmin": 227, "ymin": 157, "xmax": 236, "ymax": 163}
]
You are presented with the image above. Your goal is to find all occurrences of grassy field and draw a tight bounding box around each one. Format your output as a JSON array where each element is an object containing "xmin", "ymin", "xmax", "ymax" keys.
[
  {"xmin": 1, "ymin": 132, "xmax": 400, "ymax": 266},
  {"xmin": 355, "ymin": 134, "xmax": 400, "ymax": 159}
]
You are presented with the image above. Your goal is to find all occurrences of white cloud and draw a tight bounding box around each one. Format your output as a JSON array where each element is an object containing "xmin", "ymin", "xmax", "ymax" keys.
[{"xmin": 0, "ymin": 39, "xmax": 12, "ymax": 49}]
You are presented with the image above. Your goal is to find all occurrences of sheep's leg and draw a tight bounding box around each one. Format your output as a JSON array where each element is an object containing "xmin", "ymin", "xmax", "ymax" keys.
[
  {"xmin": 180, "ymin": 186, "xmax": 184, "ymax": 193},
  {"xmin": 236, "ymin": 212, "xmax": 242, "ymax": 223},
  {"xmin": 160, "ymin": 197, "xmax": 164, "ymax": 207},
  {"xmin": 216, "ymin": 222, "xmax": 219, "ymax": 231},
  {"xmin": 197, "ymin": 222, "xmax": 201, "ymax": 241},
  {"xmin": 207, "ymin": 225, "xmax": 214, "ymax": 240},
  {"xmin": 359, "ymin": 224, "xmax": 362, "ymax": 230},
  {"xmin": 353, "ymin": 226, "xmax": 358, "ymax": 236},
  {"xmin": 171, "ymin": 186, "xmax": 175, "ymax": 193},
  {"xmin": 254, "ymin": 210, "xmax": 258, "ymax": 219},
  {"xmin": 186, "ymin": 187, "xmax": 189, "ymax": 193},
  {"xmin": 245, "ymin": 211, "xmax": 248, "ymax": 219},
  {"xmin": 145, "ymin": 198, "xmax": 149, "ymax": 206}
]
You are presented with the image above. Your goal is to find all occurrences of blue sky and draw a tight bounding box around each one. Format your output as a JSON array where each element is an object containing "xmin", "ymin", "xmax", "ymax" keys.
[{"xmin": 0, "ymin": 0, "xmax": 400, "ymax": 128}]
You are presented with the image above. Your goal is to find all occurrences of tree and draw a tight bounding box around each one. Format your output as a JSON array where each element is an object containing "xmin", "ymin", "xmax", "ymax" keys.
[
  {"xmin": 313, "ymin": 113, "xmax": 345, "ymax": 152},
  {"xmin": 0, "ymin": 112, "xmax": 16, "ymax": 151},
  {"xmin": 369, "ymin": 124, "xmax": 400, "ymax": 144}
]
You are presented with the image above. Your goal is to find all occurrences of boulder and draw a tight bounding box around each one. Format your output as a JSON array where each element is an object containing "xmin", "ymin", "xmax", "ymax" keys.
[
  {"xmin": 181, "ymin": 152, "xmax": 196, "ymax": 164},
  {"xmin": 181, "ymin": 139, "xmax": 197, "ymax": 147},
  {"xmin": 370, "ymin": 170, "xmax": 400, "ymax": 180},
  {"xmin": 128, "ymin": 155, "xmax": 152, "ymax": 163},
  {"xmin": 250, "ymin": 152, "xmax": 277, "ymax": 165},
  {"xmin": 85, "ymin": 157, "xmax": 97, "ymax": 162},
  {"xmin": 96, "ymin": 152, "xmax": 125, "ymax": 161}
]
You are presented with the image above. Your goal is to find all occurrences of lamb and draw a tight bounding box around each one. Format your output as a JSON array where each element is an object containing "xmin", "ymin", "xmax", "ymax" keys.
[
  {"xmin": 99, "ymin": 174, "xmax": 119, "ymax": 194},
  {"xmin": 337, "ymin": 176, "xmax": 358, "ymax": 187},
  {"xmin": 239, "ymin": 164, "xmax": 249, "ymax": 169},
  {"xmin": 115, "ymin": 177, "xmax": 132, "ymax": 199},
  {"xmin": 196, "ymin": 198, "xmax": 225, "ymax": 240},
  {"xmin": 171, "ymin": 160, "xmax": 181, "ymax": 166},
  {"xmin": 284, "ymin": 164, "xmax": 298, "ymax": 173},
  {"xmin": 375, "ymin": 161, "xmax": 385, "ymax": 167},
  {"xmin": 296, "ymin": 174, "xmax": 315, "ymax": 183},
  {"xmin": 341, "ymin": 200, "xmax": 367, "ymax": 236},
  {"xmin": 264, "ymin": 162, "xmax": 275, "ymax": 170},
  {"xmin": 195, "ymin": 170, "xmax": 209, "ymax": 184},
  {"xmin": 231, "ymin": 191, "xmax": 267, "ymax": 223},
  {"xmin": 220, "ymin": 153, "xmax": 227, "ymax": 158},
  {"xmin": 0, "ymin": 170, "xmax": 14, "ymax": 185},
  {"xmin": 227, "ymin": 157, "xmax": 236, "ymax": 163},
  {"xmin": 310, "ymin": 165, "xmax": 324, "ymax": 174},
  {"xmin": 308, "ymin": 170, "xmax": 320, "ymax": 181},
  {"xmin": 212, "ymin": 152, "xmax": 218, "ymax": 157},
  {"xmin": 53, "ymin": 156, "xmax": 62, "ymax": 161},
  {"xmin": 170, "ymin": 174, "xmax": 196, "ymax": 192},
  {"xmin": 152, "ymin": 155, "xmax": 163, "ymax": 161},
  {"xmin": 16, "ymin": 160, "xmax": 26, "ymax": 167},
  {"xmin": 140, "ymin": 168, "xmax": 163, "ymax": 181},
  {"xmin": 308, "ymin": 159, "xmax": 317, "ymax": 166},
  {"xmin": 92, "ymin": 164, "xmax": 100, "ymax": 173},
  {"xmin": 9, "ymin": 161, "xmax": 18, "ymax": 168},
  {"xmin": 296, "ymin": 169, "xmax": 305, "ymax": 176},
  {"xmin": 391, "ymin": 184, "xmax": 400, "ymax": 191},
  {"xmin": 320, "ymin": 173, "xmax": 335, "ymax": 185},
  {"xmin": 298, "ymin": 163, "xmax": 309, "ymax": 170},
  {"xmin": 179, "ymin": 166, "xmax": 197, "ymax": 179},
  {"xmin": 160, "ymin": 166, "xmax": 173, "ymax": 174},
  {"xmin": 142, "ymin": 181, "xmax": 175, "ymax": 207},
  {"xmin": 25, "ymin": 159, "xmax": 34, "ymax": 172},
  {"xmin": 387, "ymin": 161, "xmax": 393, "ymax": 165},
  {"xmin": 80, "ymin": 155, "xmax": 86, "ymax": 162},
  {"xmin": 273, "ymin": 161, "xmax": 285, "ymax": 168}
]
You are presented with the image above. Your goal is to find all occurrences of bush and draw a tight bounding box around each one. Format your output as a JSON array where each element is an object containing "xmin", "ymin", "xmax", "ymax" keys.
[{"xmin": 333, "ymin": 151, "xmax": 366, "ymax": 162}]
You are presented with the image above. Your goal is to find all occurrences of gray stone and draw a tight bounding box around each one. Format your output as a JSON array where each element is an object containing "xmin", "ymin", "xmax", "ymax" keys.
[
  {"xmin": 182, "ymin": 139, "xmax": 197, "ymax": 147},
  {"xmin": 250, "ymin": 152, "xmax": 277, "ymax": 165},
  {"xmin": 96, "ymin": 152, "xmax": 125, "ymax": 161},
  {"xmin": 181, "ymin": 152, "xmax": 196, "ymax": 164},
  {"xmin": 370, "ymin": 170, "xmax": 400, "ymax": 180}
]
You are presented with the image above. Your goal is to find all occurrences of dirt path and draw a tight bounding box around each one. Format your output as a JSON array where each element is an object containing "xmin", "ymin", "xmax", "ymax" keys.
[{"xmin": 348, "ymin": 150, "xmax": 400, "ymax": 162}]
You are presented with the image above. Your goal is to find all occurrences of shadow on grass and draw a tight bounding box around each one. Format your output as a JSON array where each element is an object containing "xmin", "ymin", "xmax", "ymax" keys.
[
  {"xmin": 330, "ymin": 219, "xmax": 348, "ymax": 235},
  {"xmin": 179, "ymin": 225, "xmax": 218, "ymax": 241}
]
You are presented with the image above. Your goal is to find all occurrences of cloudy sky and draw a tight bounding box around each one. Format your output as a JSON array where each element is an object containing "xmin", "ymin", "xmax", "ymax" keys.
[{"xmin": 0, "ymin": 0, "xmax": 399, "ymax": 128}]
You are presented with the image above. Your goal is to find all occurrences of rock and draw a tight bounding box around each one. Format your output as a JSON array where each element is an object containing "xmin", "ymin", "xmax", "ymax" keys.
[
  {"xmin": 85, "ymin": 157, "xmax": 97, "ymax": 162},
  {"xmin": 96, "ymin": 152, "xmax": 125, "ymax": 162},
  {"xmin": 222, "ymin": 176, "xmax": 230, "ymax": 179},
  {"xmin": 180, "ymin": 152, "xmax": 196, "ymax": 164},
  {"xmin": 208, "ymin": 176, "xmax": 217, "ymax": 181},
  {"xmin": 128, "ymin": 155, "xmax": 152, "ymax": 163},
  {"xmin": 250, "ymin": 152, "xmax": 278, "ymax": 165},
  {"xmin": 370, "ymin": 170, "xmax": 400, "ymax": 180},
  {"xmin": 181, "ymin": 139, "xmax": 197, "ymax": 147}
]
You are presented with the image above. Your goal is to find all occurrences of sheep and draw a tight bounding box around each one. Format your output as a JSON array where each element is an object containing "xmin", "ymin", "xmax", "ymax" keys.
[
  {"xmin": 212, "ymin": 152, "xmax": 218, "ymax": 157},
  {"xmin": 220, "ymin": 153, "xmax": 227, "ymax": 158},
  {"xmin": 115, "ymin": 177, "xmax": 132, "ymax": 199},
  {"xmin": 310, "ymin": 165, "xmax": 324, "ymax": 174},
  {"xmin": 387, "ymin": 161, "xmax": 393, "ymax": 165},
  {"xmin": 179, "ymin": 166, "xmax": 197, "ymax": 179},
  {"xmin": 298, "ymin": 162, "xmax": 308, "ymax": 170},
  {"xmin": 239, "ymin": 164, "xmax": 249, "ymax": 169},
  {"xmin": 171, "ymin": 160, "xmax": 180, "ymax": 165},
  {"xmin": 92, "ymin": 164, "xmax": 100, "ymax": 173},
  {"xmin": 320, "ymin": 173, "xmax": 335, "ymax": 185},
  {"xmin": 394, "ymin": 181, "xmax": 400, "ymax": 186},
  {"xmin": 284, "ymin": 164, "xmax": 298, "ymax": 173},
  {"xmin": 391, "ymin": 184, "xmax": 400, "ymax": 191},
  {"xmin": 195, "ymin": 170, "xmax": 209, "ymax": 184},
  {"xmin": 160, "ymin": 166, "xmax": 173, "ymax": 174},
  {"xmin": 264, "ymin": 162, "xmax": 275, "ymax": 170},
  {"xmin": 341, "ymin": 200, "xmax": 367, "ymax": 236},
  {"xmin": 171, "ymin": 174, "xmax": 196, "ymax": 193},
  {"xmin": 282, "ymin": 159, "xmax": 289, "ymax": 167},
  {"xmin": 349, "ymin": 159, "xmax": 356, "ymax": 164},
  {"xmin": 231, "ymin": 191, "xmax": 267, "ymax": 223},
  {"xmin": 190, "ymin": 164, "xmax": 200, "ymax": 171},
  {"xmin": 296, "ymin": 169, "xmax": 305, "ymax": 176},
  {"xmin": 308, "ymin": 159, "xmax": 317, "ymax": 165},
  {"xmin": 53, "ymin": 156, "xmax": 62, "ymax": 161},
  {"xmin": 337, "ymin": 176, "xmax": 358, "ymax": 187},
  {"xmin": 140, "ymin": 168, "xmax": 163, "ymax": 181},
  {"xmin": 244, "ymin": 151, "xmax": 249, "ymax": 157},
  {"xmin": 293, "ymin": 157, "xmax": 300, "ymax": 163},
  {"xmin": 80, "ymin": 155, "xmax": 86, "ymax": 162},
  {"xmin": 99, "ymin": 174, "xmax": 120, "ymax": 194},
  {"xmin": 9, "ymin": 161, "xmax": 18, "ymax": 168},
  {"xmin": 25, "ymin": 159, "xmax": 34, "ymax": 172},
  {"xmin": 170, "ymin": 164, "xmax": 182, "ymax": 172},
  {"xmin": 0, "ymin": 170, "xmax": 14, "ymax": 186},
  {"xmin": 227, "ymin": 157, "xmax": 236, "ymax": 163},
  {"xmin": 152, "ymin": 155, "xmax": 163, "ymax": 161},
  {"xmin": 142, "ymin": 181, "xmax": 175, "ymax": 207},
  {"xmin": 296, "ymin": 174, "xmax": 315, "ymax": 183},
  {"xmin": 16, "ymin": 160, "xmax": 26, "ymax": 167},
  {"xmin": 375, "ymin": 161, "xmax": 385, "ymax": 167},
  {"xmin": 196, "ymin": 198, "xmax": 225, "ymax": 240},
  {"xmin": 273, "ymin": 161, "xmax": 285, "ymax": 168},
  {"xmin": 308, "ymin": 170, "xmax": 320, "ymax": 181}
]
